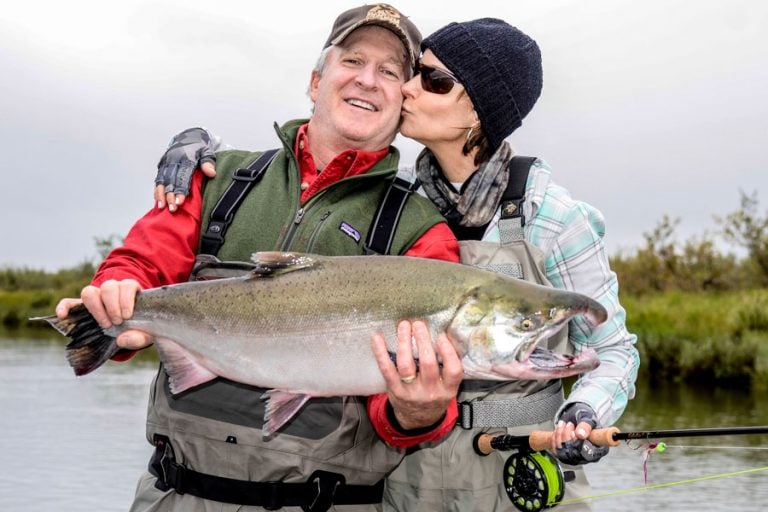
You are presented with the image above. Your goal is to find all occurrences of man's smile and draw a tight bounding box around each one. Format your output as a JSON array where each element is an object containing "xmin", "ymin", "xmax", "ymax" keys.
[{"xmin": 346, "ymin": 98, "xmax": 378, "ymax": 112}]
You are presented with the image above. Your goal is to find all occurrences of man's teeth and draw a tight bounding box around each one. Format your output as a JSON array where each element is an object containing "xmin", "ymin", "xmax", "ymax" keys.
[{"xmin": 347, "ymin": 99, "xmax": 376, "ymax": 111}]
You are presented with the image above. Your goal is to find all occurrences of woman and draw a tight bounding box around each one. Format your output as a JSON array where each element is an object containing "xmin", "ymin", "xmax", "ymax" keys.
[
  {"xmin": 153, "ymin": 19, "xmax": 639, "ymax": 512},
  {"xmin": 378, "ymin": 19, "xmax": 639, "ymax": 512}
]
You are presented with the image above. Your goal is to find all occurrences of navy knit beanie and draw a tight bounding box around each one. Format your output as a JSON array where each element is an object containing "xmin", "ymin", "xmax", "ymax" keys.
[{"xmin": 422, "ymin": 18, "xmax": 543, "ymax": 151}]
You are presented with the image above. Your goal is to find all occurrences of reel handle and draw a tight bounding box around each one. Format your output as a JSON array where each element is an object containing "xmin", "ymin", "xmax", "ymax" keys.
[{"xmin": 475, "ymin": 426, "xmax": 621, "ymax": 455}]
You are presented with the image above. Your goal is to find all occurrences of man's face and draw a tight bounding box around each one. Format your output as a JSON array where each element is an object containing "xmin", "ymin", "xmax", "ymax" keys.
[{"xmin": 309, "ymin": 25, "xmax": 409, "ymax": 152}]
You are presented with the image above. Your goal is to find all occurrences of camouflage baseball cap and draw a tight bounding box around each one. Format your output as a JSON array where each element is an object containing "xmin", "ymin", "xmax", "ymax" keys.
[{"xmin": 324, "ymin": 4, "xmax": 422, "ymax": 68}]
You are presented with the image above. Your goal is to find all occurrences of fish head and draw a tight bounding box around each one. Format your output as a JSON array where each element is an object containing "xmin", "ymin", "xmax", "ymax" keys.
[{"xmin": 449, "ymin": 284, "xmax": 607, "ymax": 380}]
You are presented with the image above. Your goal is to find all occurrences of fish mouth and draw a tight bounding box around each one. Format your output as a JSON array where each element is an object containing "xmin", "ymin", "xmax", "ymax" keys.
[
  {"xmin": 509, "ymin": 296, "xmax": 606, "ymax": 360},
  {"xmin": 492, "ymin": 347, "xmax": 600, "ymax": 380}
]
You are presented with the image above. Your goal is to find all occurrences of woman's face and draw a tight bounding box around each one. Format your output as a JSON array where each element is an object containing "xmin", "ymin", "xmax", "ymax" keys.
[{"xmin": 400, "ymin": 50, "xmax": 478, "ymax": 150}]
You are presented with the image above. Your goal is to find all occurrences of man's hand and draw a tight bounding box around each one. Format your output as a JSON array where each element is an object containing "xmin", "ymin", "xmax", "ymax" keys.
[
  {"xmin": 372, "ymin": 320, "xmax": 463, "ymax": 430},
  {"xmin": 154, "ymin": 127, "xmax": 219, "ymax": 212},
  {"xmin": 551, "ymin": 402, "xmax": 609, "ymax": 465},
  {"xmin": 55, "ymin": 279, "xmax": 153, "ymax": 351}
]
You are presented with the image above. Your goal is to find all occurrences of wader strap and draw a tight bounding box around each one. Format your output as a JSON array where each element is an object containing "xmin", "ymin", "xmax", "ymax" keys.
[
  {"xmin": 149, "ymin": 435, "xmax": 383, "ymax": 512},
  {"xmin": 364, "ymin": 175, "xmax": 420, "ymax": 255},
  {"xmin": 200, "ymin": 149, "xmax": 280, "ymax": 256},
  {"xmin": 498, "ymin": 156, "xmax": 537, "ymax": 245},
  {"xmin": 457, "ymin": 382, "xmax": 563, "ymax": 429}
]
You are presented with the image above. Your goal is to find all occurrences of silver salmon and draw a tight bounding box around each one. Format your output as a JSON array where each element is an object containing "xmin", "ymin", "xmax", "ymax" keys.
[{"xmin": 41, "ymin": 252, "xmax": 607, "ymax": 435}]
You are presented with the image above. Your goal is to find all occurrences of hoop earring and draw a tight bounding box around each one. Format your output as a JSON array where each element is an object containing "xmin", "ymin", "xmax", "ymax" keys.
[{"xmin": 465, "ymin": 127, "xmax": 476, "ymax": 144}]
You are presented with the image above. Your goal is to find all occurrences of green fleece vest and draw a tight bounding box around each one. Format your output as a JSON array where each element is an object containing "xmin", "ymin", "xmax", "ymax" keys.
[
  {"xmin": 142, "ymin": 120, "xmax": 447, "ymax": 508},
  {"xmin": 199, "ymin": 120, "xmax": 444, "ymax": 260}
]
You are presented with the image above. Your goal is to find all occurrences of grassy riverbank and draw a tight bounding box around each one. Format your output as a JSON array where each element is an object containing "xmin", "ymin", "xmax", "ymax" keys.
[{"xmin": 0, "ymin": 264, "xmax": 94, "ymax": 329}]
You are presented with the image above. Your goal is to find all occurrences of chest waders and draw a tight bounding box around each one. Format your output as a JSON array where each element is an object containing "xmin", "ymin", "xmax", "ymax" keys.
[
  {"xmin": 137, "ymin": 143, "xmax": 441, "ymax": 512},
  {"xmin": 383, "ymin": 157, "xmax": 592, "ymax": 512}
]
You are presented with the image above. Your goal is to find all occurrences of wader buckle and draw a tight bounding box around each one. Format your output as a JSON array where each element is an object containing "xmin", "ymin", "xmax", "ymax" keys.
[
  {"xmin": 150, "ymin": 434, "xmax": 180, "ymax": 493},
  {"xmin": 303, "ymin": 470, "xmax": 344, "ymax": 512}
]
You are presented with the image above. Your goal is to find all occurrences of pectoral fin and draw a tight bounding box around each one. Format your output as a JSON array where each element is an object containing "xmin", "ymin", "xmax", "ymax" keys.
[
  {"xmin": 262, "ymin": 390, "xmax": 312, "ymax": 436},
  {"xmin": 155, "ymin": 338, "xmax": 218, "ymax": 394}
]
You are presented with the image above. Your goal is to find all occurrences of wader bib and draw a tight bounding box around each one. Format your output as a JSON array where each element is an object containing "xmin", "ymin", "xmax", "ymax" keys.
[
  {"xmin": 383, "ymin": 158, "xmax": 593, "ymax": 512},
  {"xmin": 130, "ymin": 120, "xmax": 445, "ymax": 512}
]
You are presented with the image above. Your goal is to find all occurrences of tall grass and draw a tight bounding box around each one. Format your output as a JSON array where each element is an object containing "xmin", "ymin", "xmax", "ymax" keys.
[{"xmin": 623, "ymin": 289, "xmax": 768, "ymax": 387}]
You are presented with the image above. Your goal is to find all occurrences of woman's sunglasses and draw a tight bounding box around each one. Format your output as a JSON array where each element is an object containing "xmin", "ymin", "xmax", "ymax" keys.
[{"xmin": 417, "ymin": 62, "xmax": 460, "ymax": 95}]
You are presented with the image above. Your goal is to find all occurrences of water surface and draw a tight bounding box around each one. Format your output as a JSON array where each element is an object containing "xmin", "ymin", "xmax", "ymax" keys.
[{"xmin": 1, "ymin": 337, "xmax": 766, "ymax": 511}]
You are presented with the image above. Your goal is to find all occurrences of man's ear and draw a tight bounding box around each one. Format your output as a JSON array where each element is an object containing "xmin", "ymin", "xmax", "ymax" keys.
[{"xmin": 309, "ymin": 70, "xmax": 320, "ymax": 103}]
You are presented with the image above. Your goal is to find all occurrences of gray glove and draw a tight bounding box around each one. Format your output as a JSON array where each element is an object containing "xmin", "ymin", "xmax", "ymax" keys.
[
  {"xmin": 554, "ymin": 402, "xmax": 609, "ymax": 465},
  {"xmin": 155, "ymin": 127, "xmax": 220, "ymax": 196}
]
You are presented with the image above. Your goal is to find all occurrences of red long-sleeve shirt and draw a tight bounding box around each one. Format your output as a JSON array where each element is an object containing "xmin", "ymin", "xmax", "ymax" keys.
[{"xmin": 94, "ymin": 125, "xmax": 459, "ymax": 447}]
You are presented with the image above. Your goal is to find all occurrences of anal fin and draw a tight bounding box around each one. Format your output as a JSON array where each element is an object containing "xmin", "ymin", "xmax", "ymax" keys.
[{"xmin": 262, "ymin": 390, "xmax": 311, "ymax": 436}]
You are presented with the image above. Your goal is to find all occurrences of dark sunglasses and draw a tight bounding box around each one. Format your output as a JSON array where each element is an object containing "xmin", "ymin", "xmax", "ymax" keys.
[{"xmin": 417, "ymin": 62, "xmax": 460, "ymax": 95}]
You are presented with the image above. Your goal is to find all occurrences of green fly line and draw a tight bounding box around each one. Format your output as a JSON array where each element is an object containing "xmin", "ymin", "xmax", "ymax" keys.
[{"xmin": 554, "ymin": 465, "xmax": 768, "ymax": 507}]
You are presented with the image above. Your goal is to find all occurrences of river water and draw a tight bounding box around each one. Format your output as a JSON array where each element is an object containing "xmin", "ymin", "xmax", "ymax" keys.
[{"xmin": 1, "ymin": 336, "xmax": 767, "ymax": 511}]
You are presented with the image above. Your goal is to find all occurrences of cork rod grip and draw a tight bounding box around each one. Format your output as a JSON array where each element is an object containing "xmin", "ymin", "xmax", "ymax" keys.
[
  {"xmin": 474, "ymin": 427, "xmax": 622, "ymax": 455},
  {"xmin": 528, "ymin": 426, "xmax": 622, "ymax": 451}
]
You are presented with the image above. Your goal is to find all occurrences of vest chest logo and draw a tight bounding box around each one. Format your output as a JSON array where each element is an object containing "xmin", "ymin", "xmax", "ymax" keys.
[{"xmin": 339, "ymin": 222, "xmax": 361, "ymax": 243}]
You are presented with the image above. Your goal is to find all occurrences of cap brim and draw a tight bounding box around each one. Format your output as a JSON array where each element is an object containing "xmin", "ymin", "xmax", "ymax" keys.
[{"xmin": 330, "ymin": 20, "xmax": 415, "ymax": 67}]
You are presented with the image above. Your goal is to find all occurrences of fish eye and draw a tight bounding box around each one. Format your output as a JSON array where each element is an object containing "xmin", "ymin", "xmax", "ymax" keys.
[{"xmin": 518, "ymin": 316, "xmax": 543, "ymax": 332}]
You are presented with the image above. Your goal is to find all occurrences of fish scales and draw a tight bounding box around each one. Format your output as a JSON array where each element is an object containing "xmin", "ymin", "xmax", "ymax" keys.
[
  {"xmin": 126, "ymin": 257, "xmax": 470, "ymax": 395},
  {"xmin": 38, "ymin": 252, "xmax": 608, "ymax": 434}
]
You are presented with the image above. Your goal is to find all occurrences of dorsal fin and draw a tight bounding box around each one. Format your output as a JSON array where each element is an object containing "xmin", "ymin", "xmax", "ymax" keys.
[{"xmin": 248, "ymin": 252, "xmax": 318, "ymax": 278}]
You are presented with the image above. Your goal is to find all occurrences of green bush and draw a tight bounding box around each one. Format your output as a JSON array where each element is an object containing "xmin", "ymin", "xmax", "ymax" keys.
[
  {"xmin": 0, "ymin": 262, "xmax": 94, "ymax": 329},
  {"xmin": 626, "ymin": 290, "xmax": 768, "ymax": 386}
]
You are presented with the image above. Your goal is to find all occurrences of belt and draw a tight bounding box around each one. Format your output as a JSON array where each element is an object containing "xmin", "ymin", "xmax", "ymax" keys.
[
  {"xmin": 457, "ymin": 382, "xmax": 564, "ymax": 429},
  {"xmin": 149, "ymin": 435, "xmax": 383, "ymax": 512}
]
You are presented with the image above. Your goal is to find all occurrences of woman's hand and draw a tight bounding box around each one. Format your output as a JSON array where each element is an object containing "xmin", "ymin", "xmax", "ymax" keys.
[{"xmin": 154, "ymin": 127, "xmax": 219, "ymax": 212}]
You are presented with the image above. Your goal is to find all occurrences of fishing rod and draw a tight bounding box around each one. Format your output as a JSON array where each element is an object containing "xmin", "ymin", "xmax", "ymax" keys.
[
  {"xmin": 474, "ymin": 425, "xmax": 768, "ymax": 454},
  {"xmin": 473, "ymin": 425, "xmax": 768, "ymax": 512}
]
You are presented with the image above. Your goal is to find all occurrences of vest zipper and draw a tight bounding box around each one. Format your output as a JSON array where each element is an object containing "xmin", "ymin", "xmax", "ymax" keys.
[
  {"xmin": 281, "ymin": 207, "xmax": 305, "ymax": 250},
  {"xmin": 307, "ymin": 211, "xmax": 332, "ymax": 251},
  {"xmin": 278, "ymin": 165, "xmax": 395, "ymax": 251}
]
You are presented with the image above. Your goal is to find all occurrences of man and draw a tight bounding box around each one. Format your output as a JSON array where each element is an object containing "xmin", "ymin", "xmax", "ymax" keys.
[
  {"xmin": 55, "ymin": 5, "xmax": 463, "ymax": 511},
  {"xmin": 149, "ymin": 16, "xmax": 638, "ymax": 512}
]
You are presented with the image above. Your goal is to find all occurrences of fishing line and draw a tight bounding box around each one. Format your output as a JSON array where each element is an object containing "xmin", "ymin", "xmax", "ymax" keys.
[
  {"xmin": 553, "ymin": 465, "xmax": 768, "ymax": 507},
  {"xmin": 656, "ymin": 444, "xmax": 768, "ymax": 451}
]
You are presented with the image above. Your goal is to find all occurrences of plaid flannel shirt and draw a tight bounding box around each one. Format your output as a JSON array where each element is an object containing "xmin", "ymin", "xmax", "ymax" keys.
[{"xmin": 482, "ymin": 158, "xmax": 640, "ymax": 426}]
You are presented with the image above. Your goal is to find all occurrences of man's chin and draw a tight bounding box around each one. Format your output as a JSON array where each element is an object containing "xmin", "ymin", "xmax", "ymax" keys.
[{"xmin": 340, "ymin": 125, "xmax": 397, "ymax": 150}]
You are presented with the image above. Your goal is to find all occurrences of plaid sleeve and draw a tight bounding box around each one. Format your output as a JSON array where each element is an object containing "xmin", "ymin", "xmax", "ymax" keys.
[{"xmin": 528, "ymin": 166, "xmax": 640, "ymax": 426}]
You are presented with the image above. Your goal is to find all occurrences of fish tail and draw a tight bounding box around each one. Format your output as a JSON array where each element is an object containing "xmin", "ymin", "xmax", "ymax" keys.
[{"xmin": 35, "ymin": 304, "xmax": 120, "ymax": 376}]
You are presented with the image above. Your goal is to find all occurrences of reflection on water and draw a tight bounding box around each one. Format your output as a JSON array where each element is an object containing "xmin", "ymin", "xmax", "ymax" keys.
[{"xmin": 1, "ymin": 337, "xmax": 766, "ymax": 511}]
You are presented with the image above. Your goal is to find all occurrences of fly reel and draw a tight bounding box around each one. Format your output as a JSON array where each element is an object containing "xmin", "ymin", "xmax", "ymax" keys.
[{"xmin": 503, "ymin": 450, "xmax": 565, "ymax": 512}]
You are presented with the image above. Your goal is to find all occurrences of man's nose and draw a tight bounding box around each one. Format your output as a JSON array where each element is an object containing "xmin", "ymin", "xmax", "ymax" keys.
[{"xmin": 355, "ymin": 64, "xmax": 379, "ymax": 89}]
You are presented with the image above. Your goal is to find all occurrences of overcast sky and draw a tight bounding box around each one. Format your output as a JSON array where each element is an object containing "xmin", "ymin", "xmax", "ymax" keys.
[{"xmin": 2, "ymin": 0, "xmax": 766, "ymax": 270}]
